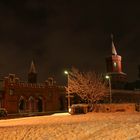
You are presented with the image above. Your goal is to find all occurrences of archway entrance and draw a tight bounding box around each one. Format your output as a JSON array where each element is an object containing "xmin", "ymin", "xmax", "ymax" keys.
[
  {"xmin": 19, "ymin": 97, "xmax": 26, "ymax": 112},
  {"xmin": 29, "ymin": 97, "xmax": 34, "ymax": 112},
  {"xmin": 37, "ymin": 98, "xmax": 43, "ymax": 112}
]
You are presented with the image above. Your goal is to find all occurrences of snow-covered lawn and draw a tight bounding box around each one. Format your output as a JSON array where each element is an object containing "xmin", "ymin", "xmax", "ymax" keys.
[{"xmin": 0, "ymin": 112, "xmax": 140, "ymax": 140}]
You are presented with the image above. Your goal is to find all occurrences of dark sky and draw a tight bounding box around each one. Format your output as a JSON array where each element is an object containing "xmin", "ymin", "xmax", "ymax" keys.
[{"xmin": 0, "ymin": 0, "xmax": 140, "ymax": 84}]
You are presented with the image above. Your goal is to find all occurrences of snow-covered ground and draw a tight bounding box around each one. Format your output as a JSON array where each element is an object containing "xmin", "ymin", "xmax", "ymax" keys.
[{"xmin": 0, "ymin": 112, "xmax": 140, "ymax": 140}]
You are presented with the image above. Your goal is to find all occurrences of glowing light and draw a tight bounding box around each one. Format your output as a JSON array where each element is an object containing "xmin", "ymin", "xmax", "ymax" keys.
[
  {"xmin": 105, "ymin": 75, "xmax": 110, "ymax": 79},
  {"xmin": 113, "ymin": 62, "xmax": 117, "ymax": 67},
  {"xmin": 64, "ymin": 70, "xmax": 68, "ymax": 75},
  {"xmin": 68, "ymin": 107, "xmax": 71, "ymax": 113}
]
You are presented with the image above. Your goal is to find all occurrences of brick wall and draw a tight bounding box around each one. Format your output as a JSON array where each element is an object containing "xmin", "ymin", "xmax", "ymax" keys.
[{"xmin": 94, "ymin": 103, "xmax": 136, "ymax": 112}]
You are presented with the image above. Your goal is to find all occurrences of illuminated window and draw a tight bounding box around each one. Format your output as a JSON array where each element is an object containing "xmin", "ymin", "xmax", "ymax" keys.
[{"xmin": 113, "ymin": 62, "xmax": 117, "ymax": 67}]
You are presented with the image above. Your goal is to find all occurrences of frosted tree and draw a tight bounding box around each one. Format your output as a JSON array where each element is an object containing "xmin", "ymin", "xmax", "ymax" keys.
[{"xmin": 67, "ymin": 68, "xmax": 108, "ymax": 110}]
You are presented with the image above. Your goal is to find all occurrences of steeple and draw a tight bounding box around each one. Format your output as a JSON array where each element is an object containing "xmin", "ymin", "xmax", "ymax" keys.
[
  {"xmin": 111, "ymin": 34, "xmax": 117, "ymax": 55},
  {"xmin": 28, "ymin": 60, "xmax": 37, "ymax": 83},
  {"xmin": 29, "ymin": 61, "xmax": 36, "ymax": 73},
  {"xmin": 105, "ymin": 34, "xmax": 127, "ymax": 89}
]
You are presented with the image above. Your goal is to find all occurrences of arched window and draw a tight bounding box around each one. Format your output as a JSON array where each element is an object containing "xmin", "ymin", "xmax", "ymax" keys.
[
  {"xmin": 37, "ymin": 96, "xmax": 43, "ymax": 112},
  {"xmin": 19, "ymin": 96, "xmax": 26, "ymax": 113},
  {"xmin": 29, "ymin": 96, "xmax": 35, "ymax": 112}
]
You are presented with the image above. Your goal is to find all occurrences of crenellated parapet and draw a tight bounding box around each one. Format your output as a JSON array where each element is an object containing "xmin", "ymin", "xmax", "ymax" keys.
[
  {"xmin": 7, "ymin": 82, "xmax": 46, "ymax": 89},
  {"xmin": 4, "ymin": 74, "xmax": 65, "ymax": 90}
]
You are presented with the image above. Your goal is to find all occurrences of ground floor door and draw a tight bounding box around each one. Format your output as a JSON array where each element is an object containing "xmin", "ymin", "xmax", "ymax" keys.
[
  {"xmin": 29, "ymin": 97, "xmax": 35, "ymax": 112},
  {"xmin": 37, "ymin": 98, "xmax": 43, "ymax": 112},
  {"xmin": 19, "ymin": 99, "xmax": 26, "ymax": 112}
]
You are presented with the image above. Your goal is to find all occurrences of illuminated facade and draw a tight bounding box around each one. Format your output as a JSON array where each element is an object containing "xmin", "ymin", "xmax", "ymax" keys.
[
  {"xmin": 0, "ymin": 61, "xmax": 66, "ymax": 114},
  {"xmin": 106, "ymin": 37, "xmax": 127, "ymax": 89},
  {"xmin": 105, "ymin": 37, "xmax": 140, "ymax": 105}
]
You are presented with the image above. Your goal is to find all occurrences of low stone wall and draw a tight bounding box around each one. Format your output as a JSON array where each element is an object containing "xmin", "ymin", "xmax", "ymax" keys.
[{"xmin": 93, "ymin": 103, "xmax": 136, "ymax": 113}]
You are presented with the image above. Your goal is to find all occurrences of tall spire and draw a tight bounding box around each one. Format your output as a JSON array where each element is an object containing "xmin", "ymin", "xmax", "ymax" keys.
[
  {"xmin": 111, "ymin": 34, "xmax": 117, "ymax": 55},
  {"xmin": 29, "ymin": 61, "xmax": 36, "ymax": 73},
  {"xmin": 28, "ymin": 60, "xmax": 37, "ymax": 83}
]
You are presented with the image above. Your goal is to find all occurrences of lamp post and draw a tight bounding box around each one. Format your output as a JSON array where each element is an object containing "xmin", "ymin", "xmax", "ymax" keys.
[
  {"xmin": 105, "ymin": 75, "xmax": 112, "ymax": 104},
  {"xmin": 64, "ymin": 70, "xmax": 71, "ymax": 111}
]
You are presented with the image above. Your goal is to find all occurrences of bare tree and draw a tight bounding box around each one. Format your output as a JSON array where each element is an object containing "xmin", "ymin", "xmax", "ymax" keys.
[{"xmin": 67, "ymin": 68, "xmax": 108, "ymax": 110}]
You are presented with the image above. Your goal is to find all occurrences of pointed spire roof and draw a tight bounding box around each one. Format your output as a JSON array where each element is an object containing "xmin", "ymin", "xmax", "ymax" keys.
[
  {"xmin": 111, "ymin": 34, "xmax": 117, "ymax": 55},
  {"xmin": 29, "ymin": 61, "xmax": 37, "ymax": 73}
]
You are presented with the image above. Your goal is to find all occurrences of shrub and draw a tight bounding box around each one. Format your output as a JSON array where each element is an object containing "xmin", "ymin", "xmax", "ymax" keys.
[{"xmin": 0, "ymin": 108, "xmax": 8, "ymax": 117}]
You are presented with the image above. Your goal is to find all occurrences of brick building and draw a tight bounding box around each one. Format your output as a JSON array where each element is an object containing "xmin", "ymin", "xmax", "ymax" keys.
[
  {"xmin": 0, "ymin": 61, "xmax": 66, "ymax": 114},
  {"xmin": 105, "ymin": 36, "xmax": 140, "ymax": 104},
  {"xmin": 105, "ymin": 36, "xmax": 127, "ymax": 89}
]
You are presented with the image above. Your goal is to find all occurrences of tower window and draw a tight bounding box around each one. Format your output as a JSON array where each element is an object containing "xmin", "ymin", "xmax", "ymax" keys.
[{"xmin": 113, "ymin": 62, "xmax": 117, "ymax": 67}]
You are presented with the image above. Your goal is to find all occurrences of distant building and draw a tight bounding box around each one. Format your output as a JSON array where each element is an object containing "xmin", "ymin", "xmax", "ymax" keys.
[
  {"xmin": 105, "ymin": 36, "xmax": 127, "ymax": 89},
  {"xmin": 0, "ymin": 61, "xmax": 66, "ymax": 114},
  {"xmin": 105, "ymin": 36, "xmax": 140, "ymax": 105}
]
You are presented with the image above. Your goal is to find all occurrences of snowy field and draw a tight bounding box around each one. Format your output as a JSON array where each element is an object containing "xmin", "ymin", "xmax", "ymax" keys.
[{"xmin": 0, "ymin": 112, "xmax": 140, "ymax": 140}]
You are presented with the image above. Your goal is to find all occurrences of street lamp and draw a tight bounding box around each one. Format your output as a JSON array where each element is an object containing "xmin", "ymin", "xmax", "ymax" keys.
[
  {"xmin": 105, "ymin": 75, "xmax": 112, "ymax": 104},
  {"xmin": 64, "ymin": 70, "xmax": 68, "ymax": 75},
  {"xmin": 64, "ymin": 70, "xmax": 71, "ymax": 112}
]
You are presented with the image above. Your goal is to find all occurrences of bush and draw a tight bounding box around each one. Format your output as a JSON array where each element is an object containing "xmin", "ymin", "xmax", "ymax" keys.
[{"xmin": 0, "ymin": 108, "xmax": 8, "ymax": 117}]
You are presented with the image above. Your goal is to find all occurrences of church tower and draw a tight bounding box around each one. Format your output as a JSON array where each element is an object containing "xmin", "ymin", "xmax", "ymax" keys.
[
  {"xmin": 28, "ymin": 61, "xmax": 37, "ymax": 83},
  {"xmin": 106, "ymin": 35, "xmax": 127, "ymax": 89}
]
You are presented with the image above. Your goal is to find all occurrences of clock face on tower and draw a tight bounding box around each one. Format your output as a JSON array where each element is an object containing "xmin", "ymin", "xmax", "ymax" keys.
[{"xmin": 113, "ymin": 62, "xmax": 117, "ymax": 68}]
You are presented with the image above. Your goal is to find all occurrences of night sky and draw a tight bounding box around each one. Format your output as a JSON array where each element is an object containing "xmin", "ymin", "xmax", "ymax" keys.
[{"xmin": 0, "ymin": 0, "xmax": 140, "ymax": 84}]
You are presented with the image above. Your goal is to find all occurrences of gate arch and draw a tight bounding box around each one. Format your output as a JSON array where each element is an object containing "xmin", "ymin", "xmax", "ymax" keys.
[
  {"xmin": 37, "ymin": 96, "xmax": 43, "ymax": 112},
  {"xmin": 19, "ymin": 96, "xmax": 26, "ymax": 113},
  {"xmin": 29, "ymin": 96, "xmax": 35, "ymax": 112}
]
